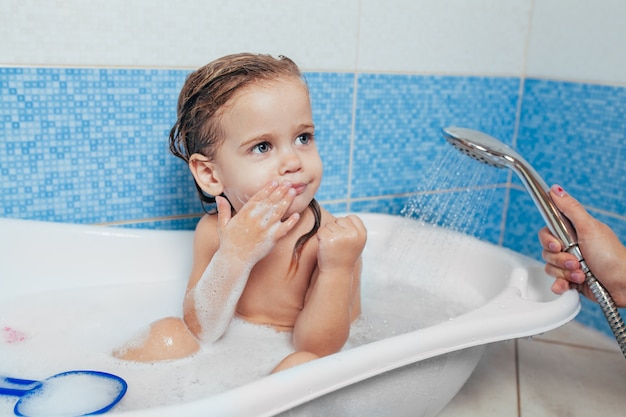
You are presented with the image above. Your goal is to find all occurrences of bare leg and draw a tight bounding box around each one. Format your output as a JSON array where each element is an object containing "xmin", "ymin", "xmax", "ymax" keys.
[
  {"xmin": 271, "ymin": 351, "xmax": 319, "ymax": 373},
  {"xmin": 114, "ymin": 317, "xmax": 200, "ymax": 362}
]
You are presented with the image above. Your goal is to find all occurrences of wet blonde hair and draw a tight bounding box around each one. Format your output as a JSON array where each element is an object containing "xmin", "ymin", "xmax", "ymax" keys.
[{"xmin": 168, "ymin": 53, "xmax": 321, "ymax": 270}]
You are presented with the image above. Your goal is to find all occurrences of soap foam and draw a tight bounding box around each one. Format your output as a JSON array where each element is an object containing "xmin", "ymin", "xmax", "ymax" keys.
[
  {"xmin": 16, "ymin": 372, "xmax": 123, "ymax": 417},
  {"xmin": 0, "ymin": 266, "xmax": 483, "ymax": 414}
]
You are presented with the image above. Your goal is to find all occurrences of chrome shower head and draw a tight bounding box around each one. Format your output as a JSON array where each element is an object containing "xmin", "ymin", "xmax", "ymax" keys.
[
  {"xmin": 441, "ymin": 126, "xmax": 577, "ymax": 248},
  {"xmin": 442, "ymin": 126, "xmax": 626, "ymax": 357},
  {"xmin": 442, "ymin": 126, "xmax": 522, "ymax": 170}
]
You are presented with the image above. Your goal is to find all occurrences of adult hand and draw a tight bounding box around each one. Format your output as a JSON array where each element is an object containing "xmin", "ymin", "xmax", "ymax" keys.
[{"xmin": 539, "ymin": 185, "xmax": 626, "ymax": 307}]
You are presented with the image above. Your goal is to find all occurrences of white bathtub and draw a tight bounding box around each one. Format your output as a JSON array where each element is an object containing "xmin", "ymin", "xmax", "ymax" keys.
[{"xmin": 0, "ymin": 213, "xmax": 579, "ymax": 417}]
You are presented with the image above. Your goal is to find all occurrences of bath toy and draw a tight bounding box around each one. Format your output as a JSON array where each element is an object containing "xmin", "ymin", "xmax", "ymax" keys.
[{"xmin": 0, "ymin": 370, "xmax": 127, "ymax": 416}]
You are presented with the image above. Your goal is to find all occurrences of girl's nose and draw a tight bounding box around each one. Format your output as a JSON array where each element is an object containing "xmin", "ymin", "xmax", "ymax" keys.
[{"xmin": 279, "ymin": 148, "xmax": 303, "ymax": 174}]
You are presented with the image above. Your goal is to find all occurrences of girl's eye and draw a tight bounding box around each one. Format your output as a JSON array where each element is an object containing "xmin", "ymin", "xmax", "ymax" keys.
[
  {"xmin": 295, "ymin": 133, "xmax": 314, "ymax": 145},
  {"xmin": 252, "ymin": 142, "xmax": 271, "ymax": 154}
]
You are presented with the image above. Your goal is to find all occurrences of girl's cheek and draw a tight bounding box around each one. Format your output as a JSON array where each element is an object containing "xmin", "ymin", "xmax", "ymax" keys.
[{"xmin": 233, "ymin": 192, "xmax": 251, "ymax": 208}]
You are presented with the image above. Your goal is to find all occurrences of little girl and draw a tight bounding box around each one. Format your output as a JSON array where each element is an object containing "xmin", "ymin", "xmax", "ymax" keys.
[{"xmin": 114, "ymin": 53, "xmax": 367, "ymax": 372}]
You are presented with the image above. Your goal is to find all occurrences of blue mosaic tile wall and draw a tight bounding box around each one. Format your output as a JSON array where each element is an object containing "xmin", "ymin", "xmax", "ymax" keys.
[
  {"xmin": 350, "ymin": 74, "xmax": 520, "ymax": 244},
  {"xmin": 0, "ymin": 68, "xmax": 516, "ymax": 239},
  {"xmin": 2, "ymin": 67, "xmax": 626, "ymax": 336},
  {"xmin": 305, "ymin": 72, "xmax": 354, "ymax": 203},
  {"xmin": 0, "ymin": 68, "xmax": 356, "ymax": 227},
  {"xmin": 0, "ymin": 67, "xmax": 198, "ymax": 225},
  {"xmin": 352, "ymin": 74, "xmax": 518, "ymax": 199}
]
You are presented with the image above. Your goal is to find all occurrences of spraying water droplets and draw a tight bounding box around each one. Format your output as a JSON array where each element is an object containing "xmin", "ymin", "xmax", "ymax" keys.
[{"xmin": 401, "ymin": 146, "xmax": 502, "ymax": 239}]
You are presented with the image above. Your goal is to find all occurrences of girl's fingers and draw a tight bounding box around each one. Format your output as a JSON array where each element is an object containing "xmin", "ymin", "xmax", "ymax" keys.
[
  {"xmin": 250, "ymin": 180, "xmax": 279, "ymax": 202},
  {"xmin": 215, "ymin": 195, "xmax": 232, "ymax": 229},
  {"xmin": 243, "ymin": 182, "xmax": 295, "ymax": 220},
  {"xmin": 248, "ymin": 181, "xmax": 291, "ymax": 204},
  {"xmin": 273, "ymin": 212, "xmax": 301, "ymax": 239}
]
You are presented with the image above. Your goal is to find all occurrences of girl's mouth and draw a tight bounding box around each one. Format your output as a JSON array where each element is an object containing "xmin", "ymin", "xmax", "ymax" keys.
[{"xmin": 291, "ymin": 183, "xmax": 307, "ymax": 195}]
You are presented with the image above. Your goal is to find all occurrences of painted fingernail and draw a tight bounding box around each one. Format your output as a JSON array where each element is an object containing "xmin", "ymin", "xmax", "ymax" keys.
[
  {"xmin": 571, "ymin": 271, "xmax": 585, "ymax": 283},
  {"xmin": 551, "ymin": 184, "xmax": 567, "ymax": 197},
  {"xmin": 564, "ymin": 260, "xmax": 577, "ymax": 270}
]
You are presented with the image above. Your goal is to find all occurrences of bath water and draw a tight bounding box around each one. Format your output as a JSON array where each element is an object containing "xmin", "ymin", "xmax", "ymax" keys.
[{"xmin": 0, "ymin": 257, "xmax": 484, "ymax": 413}]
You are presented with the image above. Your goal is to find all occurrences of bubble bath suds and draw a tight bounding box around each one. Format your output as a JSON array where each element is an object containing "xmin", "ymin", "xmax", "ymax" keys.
[
  {"xmin": 15, "ymin": 372, "xmax": 124, "ymax": 417},
  {"xmin": 0, "ymin": 234, "xmax": 484, "ymax": 413}
]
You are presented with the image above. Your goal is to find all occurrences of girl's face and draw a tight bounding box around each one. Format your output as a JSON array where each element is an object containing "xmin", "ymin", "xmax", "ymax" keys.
[{"xmin": 207, "ymin": 77, "xmax": 322, "ymax": 216}]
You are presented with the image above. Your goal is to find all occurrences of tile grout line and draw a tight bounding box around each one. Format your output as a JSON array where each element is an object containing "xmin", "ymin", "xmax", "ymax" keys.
[
  {"xmin": 530, "ymin": 337, "xmax": 622, "ymax": 354},
  {"xmin": 515, "ymin": 339, "xmax": 522, "ymax": 417},
  {"xmin": 345, "ymin": 0, "xmax": 363, "ymax": 213}
]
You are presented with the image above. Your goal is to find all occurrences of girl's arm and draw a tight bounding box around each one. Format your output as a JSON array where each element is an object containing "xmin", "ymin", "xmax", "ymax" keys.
[
  {"xmin": 184, "ymin": 182, "xmax": 300, "ymax": 343},
  {"xmin": 182, "ymin": 214, "xmax": 254, "ymax": 343},
  {"xmin": 292, "ymin": 214, "xmax": 367, "ymax": 356}
]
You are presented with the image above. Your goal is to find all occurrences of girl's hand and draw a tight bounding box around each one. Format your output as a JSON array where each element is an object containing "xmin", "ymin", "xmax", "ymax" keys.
[
  {"xmin": 216, "ymin": 181, "xmax": 300, "ymax": 264},
  {"xmin": 316, "ymin": 215, "xmax": 367, "ymax": 274}
]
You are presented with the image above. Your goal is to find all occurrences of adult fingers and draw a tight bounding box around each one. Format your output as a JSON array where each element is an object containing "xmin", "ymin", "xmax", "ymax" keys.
[
  {"xmin": 549, "ymin": 185, "xmax": 593, "ymax": 232},
  {"xmin": 538, "ymin": 226, "xmax": 562, "ymax": 252}
]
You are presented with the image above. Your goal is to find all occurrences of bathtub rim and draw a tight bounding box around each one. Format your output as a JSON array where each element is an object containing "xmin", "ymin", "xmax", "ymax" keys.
[{"xmin": 0, "ymin": 213, "xmax": 581, "ymax": 417}]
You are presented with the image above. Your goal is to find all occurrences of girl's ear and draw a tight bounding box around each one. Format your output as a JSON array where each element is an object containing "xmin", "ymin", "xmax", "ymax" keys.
[{"xmin": 188, "ymin": 154, "xmax": 224, "ymax": 197}]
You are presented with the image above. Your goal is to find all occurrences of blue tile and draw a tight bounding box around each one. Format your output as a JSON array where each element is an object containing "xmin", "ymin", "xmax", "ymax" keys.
[
  {"xmin": 351, "ymin": 74, "xmax": 519, "ymax": 198},
  {"xmin": 0, "ymin": 68, "xmax": 353, "ymax": 225},
  {"xmin": 117, "ymin": 216, "xmax": 201, "ymax": 231},
  {"xmin": 349, "ymin": 186, "xmax": 505, "ymax": 244},
  {"xmin": 349, "ymin": 195, "xmax": 413, "ymax": 216},
  {"xmin": 306, "ymin": 72, "xmax": 354, "ymax": 202},
  {"xmin": 320, "ymin": 201, "xmax": 348, "ymax": 215},
  {"xmin": 577, "ymin": 297, "xmax": 626, "ymax": 340},
  {"xmin": 518, "ymin": 79, "xmax": 626, "ymax": 215},
  {"xmin": 401, "ymin": 187, "xmax": 505, "ymax": 244},
  {"xmin": 502, "ymin": 187, "xmax": 547, "ymax": 259},
  {"xmin": 0, "ymin": 67, "xmax": 200, "ymax": 223}
]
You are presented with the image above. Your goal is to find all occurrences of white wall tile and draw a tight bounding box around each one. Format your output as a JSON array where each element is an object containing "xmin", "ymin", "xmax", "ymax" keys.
[
  {"xmin": 0, "ymin": 0, "xmax": 360, "ymax": 71},
  {"xmin": 357, "ymin": 0, "xmax": 532, "ymax": 76},
  {"xmin": 4, "ymin": 0, "xmax": 626, "ymax": 82},
  {"xmin": 526, "ymin": 0, "xmax": 626, "ymax": 85}
]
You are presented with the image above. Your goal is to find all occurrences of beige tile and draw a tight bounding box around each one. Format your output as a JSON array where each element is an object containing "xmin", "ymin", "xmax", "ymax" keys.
[
  {"xmin": 533, "ymin": 320, "xmax": 620, "ymax": 352},
  {"xmin": 526, "ymin": 0, "xmax": 626, "ymax": 84},
  {"xmin": 358, "ymin": 0, "xmax": 531, "ymax": 75},
  {"xmin": 437, "ymin": 341, "xmax": 518, "ymax": 417},
  {"xmin": 518, "ymin": 338, "xmax": 626, "ymax": 416},
  {"xmin": 1, "ymin": 0, "xmax": 360, "ymax": 70}
]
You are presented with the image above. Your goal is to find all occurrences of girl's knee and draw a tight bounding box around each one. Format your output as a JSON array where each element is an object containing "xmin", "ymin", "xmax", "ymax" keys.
[
  {"xmin": 271, "ymin": 351, "xmax": 319, "ymax": 373},
  {"xmin": 114, "ymin": 317, "xmax": 200, "ymax": 362}
]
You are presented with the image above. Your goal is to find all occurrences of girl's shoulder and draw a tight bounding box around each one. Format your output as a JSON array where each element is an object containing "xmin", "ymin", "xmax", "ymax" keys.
[
  {"xmin": 195, "ymin": 212, "xmax": 219, "ymax": 230},
  {"xmin": 192, "ymin": 213, "xmax": 220, "ymax": 252},
  {"xmin": 318, "ymin": 205, "xmax": 335, "ymax": 226}
]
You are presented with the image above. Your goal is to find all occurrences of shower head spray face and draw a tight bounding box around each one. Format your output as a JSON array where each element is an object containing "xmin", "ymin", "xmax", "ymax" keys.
[
  {"xmin": 441, "ymin": 126, "xmax": 577, "ymax": 248},
  {"xmin": 442, "ymin": 127, "xmax": 520, "ymax": 169}
]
